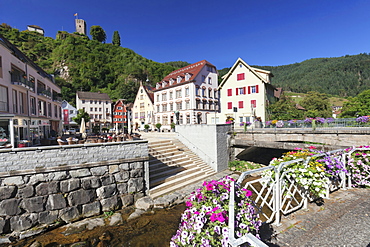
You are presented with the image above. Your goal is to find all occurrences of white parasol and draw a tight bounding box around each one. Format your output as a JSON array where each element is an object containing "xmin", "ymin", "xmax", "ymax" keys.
[
  {"xmin": 115, "ymin": 122, "xmax": 119, "ymax": 135},
  {"xmin": 80, "ymin": 118, "xmax": 87, "ymax": 139}
]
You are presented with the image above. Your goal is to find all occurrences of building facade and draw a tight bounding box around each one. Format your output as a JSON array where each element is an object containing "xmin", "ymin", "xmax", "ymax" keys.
[
  {"xmin": 76, "ymin": 91, "xmax": 112, "ymax": 132},
  {"xmin": 112, "ymin": 99, "xmax": 132, "ymax": 133},
  {"xmin": 61, "ymin": 100, "xmax": 78, "ymax": 130},
  {"xmin": 132, "ymin": 83, "xmax": 154, "ymax": 131},
  {"xmin": 217, "ymin": 58, "xmax": 276, "ymax": 127},
  {"xmin": 0, "ymin": 34, "xmax": 62, "ymax": 147},
  {"xmin": 153, "ymin": 60, "xmax": 219, "ymax": 130}
]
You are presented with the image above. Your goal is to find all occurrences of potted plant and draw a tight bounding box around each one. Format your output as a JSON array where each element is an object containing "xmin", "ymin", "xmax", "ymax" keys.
[
  {"xmin": 144, "ymin": 124, "xmax": 150, "ymax": 132},
  {"xmin": 170, "ymin": 122, "xmax": 176, "ymax": 132},
  {"xmin": 155, "ymin": 123, "xmax": 162, "ymax": 132}
]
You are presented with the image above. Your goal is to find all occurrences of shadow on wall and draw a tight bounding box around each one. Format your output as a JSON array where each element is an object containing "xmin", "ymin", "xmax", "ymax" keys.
[{"xmin": 236, "ymin": 146, "xmax": 290, "ymax": 165}]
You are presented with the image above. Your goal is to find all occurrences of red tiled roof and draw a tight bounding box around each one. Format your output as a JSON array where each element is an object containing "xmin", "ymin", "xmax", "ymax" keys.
[{"xmin": 154, "ymin": 60, "xmax": 216, "ymax": 91}]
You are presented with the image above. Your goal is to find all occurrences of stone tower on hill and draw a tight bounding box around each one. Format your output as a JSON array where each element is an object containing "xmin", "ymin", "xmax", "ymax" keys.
[{"xmin": 75, "ymin": 18, "xmax": 86, "ymax": 35}]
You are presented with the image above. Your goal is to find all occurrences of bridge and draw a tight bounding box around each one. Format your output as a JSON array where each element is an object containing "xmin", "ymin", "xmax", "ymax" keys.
[{"xmin": 232, "ymin": 127, "xmax": 370, "ymax": 151}]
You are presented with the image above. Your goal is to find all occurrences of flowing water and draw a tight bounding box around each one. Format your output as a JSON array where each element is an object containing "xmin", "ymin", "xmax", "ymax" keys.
[{"xmin": 8, "ymin": 204, "xmax": 186, "ymax": 247}]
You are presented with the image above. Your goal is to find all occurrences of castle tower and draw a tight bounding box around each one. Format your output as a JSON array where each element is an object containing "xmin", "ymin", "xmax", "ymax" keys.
[{"xmin": 75, "ymin": 18, "xmax": 86, "ymax": 35}]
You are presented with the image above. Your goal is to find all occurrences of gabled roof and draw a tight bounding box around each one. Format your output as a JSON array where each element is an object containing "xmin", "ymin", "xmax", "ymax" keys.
[
  {"xmin": 27, "ymin": 25, "xmax": 44, "ymax": 30},
  {"xmin": 218, "ymin": 58, "xmax": 273, "ymax": 90},
  {"xmin": 154, "ymin": 60, "xmax": 216, "ymax": 91},
  {"xmin": 143, "ymin": 85, "xmax": 154, "ymax": 103},
  {"xmin": 76, "ymin": 91, "xmax": 111, "ymax": 101}
]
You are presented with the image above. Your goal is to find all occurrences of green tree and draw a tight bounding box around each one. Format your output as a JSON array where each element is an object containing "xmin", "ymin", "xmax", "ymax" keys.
[
  {"xmin": 112, "ymin": 31, "xmax": 121, "ymax": 46},
  {"xmin": 268, "ymin": 94, "xmax": 304, "ymax": 120},
  {"xmin": 299, "ymin": 91, "xmax": 332, "ymax": 118},
  {"xmin": 340, "ymin": 89, "xmax": 370, "ymax": 117},
  {"xmin": 90, "ymin": 25, "xmax": 106, "ymax": 43},
  {"xmin": 73, "ymin": 109, "xmax": 91, "ymax": 125}
]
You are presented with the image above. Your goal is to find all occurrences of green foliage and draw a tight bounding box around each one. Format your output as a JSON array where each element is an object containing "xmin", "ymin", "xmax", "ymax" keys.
[
  {"xmin": 268, "ymin": 93, "xmax": 304, "ymax": 120},
  {"xmin": 228, "ymin": 160, "xmax": 263, "ymax": 172},
  {"xmin": 254, "ymin": 54, "xmax": 370, "ymax": 97},
  {"xmin": 163, "ymin": 61, "xmax": 190, "ymax": 69},
  {"xmin": 299, "ymin": 91, "xmax": 332, "ymax": 118},
  {"xmin": 144, "ymin": 124, "xmax": 150, "ymax": 129},
  {"xmin": 340, "ymin": 89, "xmax": 370, "ymax": 117},
  {"xmin": 112, "ymin": 31, "xmax": 121, "ymax": 46},
  {"xmin": 90, "ymin": 25, "xmax": 106, "ymax": 43},
  {"xmin": 170, "ymin": 122, "xmax": 176, "ymax": 129},
  {"xmin": 72, "ymin": 109, "xmax": 91, "ymax": 125},
  {"xmin": 155, "ymin": 123, "xmax": 162, "ymax": 130},
  {"xmin": 0, "ymin": 26, "xmax": 178, "ymax": 104}
]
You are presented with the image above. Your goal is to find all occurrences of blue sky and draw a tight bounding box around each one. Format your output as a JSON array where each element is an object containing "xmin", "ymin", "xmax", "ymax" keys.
[{"xmin": 1, "ymin": 0, "xmax": 370, "ymax": 69}]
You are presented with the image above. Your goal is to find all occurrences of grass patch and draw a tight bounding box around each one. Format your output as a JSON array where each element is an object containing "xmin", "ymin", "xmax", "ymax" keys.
[{"xmin": 228, "ymin": 160, "xmax": 263, "ymax": 172}]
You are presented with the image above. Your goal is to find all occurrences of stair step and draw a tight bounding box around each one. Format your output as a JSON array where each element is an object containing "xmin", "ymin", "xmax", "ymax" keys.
[{"xmin": 149, "ymin": 172, "xmax": 217, "ymax": 198}]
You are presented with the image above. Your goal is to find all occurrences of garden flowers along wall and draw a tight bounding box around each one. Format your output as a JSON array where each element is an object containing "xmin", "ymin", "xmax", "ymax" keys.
[{"xmin": 171, "ymin": 146, "xmax": 370, "ymax": 246}]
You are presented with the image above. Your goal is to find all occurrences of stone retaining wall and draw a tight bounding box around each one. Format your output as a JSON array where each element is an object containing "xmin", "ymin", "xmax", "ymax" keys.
[{"xmin": 0, "ymin": 141, "xmax": 149, "ymax": 235}]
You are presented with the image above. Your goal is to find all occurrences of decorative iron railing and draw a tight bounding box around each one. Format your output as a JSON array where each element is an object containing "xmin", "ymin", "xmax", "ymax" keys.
[{"xmin": 228, "ymin": 147, "xmax": 369, "ymax": 246}]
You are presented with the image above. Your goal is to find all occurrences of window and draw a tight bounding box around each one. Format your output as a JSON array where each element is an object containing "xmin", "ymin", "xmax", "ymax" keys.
[
  {"xmin": 55, "ymin": 105, "xmax": 58, "ymax": 118},
  {"xmin": 209, "ymin": 89, "xmax": 212, "ymax": 98},
  {"xmin": 99, "ymin": 101, "xmax": 102, "ymax": 104},
  {"xmin": 227, "ymin": 89, "xmax": 232, "ymax": 96},
  {"xmin": 202, "ymin": 88, "xmax": 206, "ymax": 97},
  {"xmin": 135, "ymin": 112, "xmax": 138, "ymax": 119},
  {"xmin": 176, "ymin": 90, "xmax": 182, "ymax": 98},
  {"xmin": 208, "ymin": 77, "xmax": 212, "ymax": 84},
  {"xmin": 248, "ymin": 85, "xmax": 259, "ymax": 94},
  {"xmin": 0, "ymin": 56, "xmax": 2, "ymax": 78},
  {"xmin": 238, "ymin": 101, "xmax": 244, "ymax": 109},
  {"xmin": 169, "ymin": 91, "xmax": 173, "ymax": 100},
  {"xmin": 19, "ymin": 92, "xmax": 25, "ymax": 114},
  {"xmin": 12, "ymin": 90, "xmax": 18, "ymax": 113},
  {"xmin": 186, "ymin": 116, "xmax": 190, "ymax": 124},
  {"xmin": 30, "ymin": 97, "xmax": 36, "ymax": 115},
  {"xmin": 48, "ymin": 103, "xmax": 52, "ymax": 117},
  {"xmin": 196, "ymin": 100, "xmax": 200, "ymax": 109},
  {"xmin": 140, "ymin": 103, "xmax": 144, "ymax": 109},
  {"xmin": 90, "ymin": 100, "xmax": 93, "ymax": 104},
  {"xmin": 237, "ymin": 73, "xmax": 245, "ymax": 81},
  {"xmin": 185, "ymin": 73, "xmax": 191, "ymax": 81},
  {"xmin": 177, "ymin": 76, "xmax": 182, "ymax": 83},
  {"xmin": 170, "ymin": 103, "xmax": 173, "ymax": 111},
  {"xmin": 38, "ymin": 100, "xmax": 46, "ymax": 116},
  {"xmin": 227, "ymin": 102, "xmax": 232, "ymax": 109},
  {"xmin": 163, "ymin": 104, "xmax": 167, "ymax": 112},
  {"xmin": 185, "ymin": 101, "xmax": 190, "ymax": 110},
  {"xmin": 202, "ymin": 75, "xmax": 206, "ymax": 83},
  {"xmin": 157, "ymin": 94, "xmax": 160, "ymax": 102},
  {"xmin": 238, "ymin": 87, "xmax": 246, "ymax": 95},
  {"xmin": 117, "ymin": 106, "xmax": 122, "ymax": 110},
  {"xmin": 156, "ymin": 105, "xmax": 160, "ymax": 112},
  {"xmin": 95, "ymin": 107, "xmax": 97, "ymax": 112},
  {"xmin": 176, "ymin": 102, "xmax": 182, "ymax": 110},
  {"xmin": 82, "ymin": 100, "xmax": 85, "ymax": 104},
  {"xmin": 140, "ymin": 95, "xmax": 143, "ymax": 100},
  {"xmin": 210, "ymin": 102, "xmax": 213, "ymax": 110},
  {"xmin": 106, "ymin": 108, "xmax": 109, "ymax": 113},
  {"xmin": 251, "ymin": 100, "xmax": 257, "ymax": 108},
  {"xmin": 196, "ymin": 87, "xmax": 200, "ymax": 96},
  {"xmin": 70, "ymin": 110, "xmax": 74, "ymax": 114},
  {"xmin": 214, "ymin": 91, "xmax": 218, "ymax": 99},
  {"xmin": 162, "ymin": 93, "xmax": 167, "ymax": 101},
  {"xmin": 90, "ymin": 107, "xmax": 93, "ymax": 111},
  {"xmin": 0, "ymin": 86, "xmax": 8, "ymax": 112}
]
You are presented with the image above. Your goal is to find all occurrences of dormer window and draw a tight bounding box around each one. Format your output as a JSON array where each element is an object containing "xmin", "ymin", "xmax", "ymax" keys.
[
  {"xmin": 169, "ymin": 78, "xmax": 174, "ymax": 86},
  {"xmin": 177, "ymin": 76, "xmax": 182, "ymax": 83},
  {"xmin": 156, "ymin": 83, "xmax": 160, "ymax": 89},
  {"xmin": 185, "ymin": 73, "xmax": 191, "ymax": 81},
  {"xmin": 163, "ymin": 81, "xmax": 168, "ymax": 87}
]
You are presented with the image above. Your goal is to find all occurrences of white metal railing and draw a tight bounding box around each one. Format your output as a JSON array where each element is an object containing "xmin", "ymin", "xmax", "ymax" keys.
[{"xmin": 228, "ymin": 147, "xmax": 369, "ymax": 246}]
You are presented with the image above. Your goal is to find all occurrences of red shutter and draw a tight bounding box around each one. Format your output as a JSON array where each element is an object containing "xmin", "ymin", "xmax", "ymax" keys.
[
  {"xmin": 238, "ymin": 101, "xmax": 244, "ymax": 109},
  {"xmin": 248, "ymin": 86, "xmax": 251, "ymax": 94},
  {"xmin": 227, "ymin": 102, "xmax": 232, "ymax": 109},
  {"xmin": 237, "ymin": 73, "xmax": 245, "ymax": 81},
  {"xmin": 236, "ymin": 88, "xmax": 239, "ymax": 95},
  {"xmin": 256, "ymin": 85, "xmax": 259, "ymax": 93},
  {"xmin": 251, "ymin": 100, "xmax": 256, "ymax": 108},
  {"xmin": 227, "ymin": 89, "xmax": 232, "ymax": 96},
  {"xmin": 243, "ymin": 87, "xmax": 246, "ymax": 95}
]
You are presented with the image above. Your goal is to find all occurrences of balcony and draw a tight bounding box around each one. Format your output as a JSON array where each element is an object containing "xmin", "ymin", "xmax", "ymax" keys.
[
  {"xmin": 11, "ymin": 77, "xmax": 35, "ymax": 92},
  {"xmin": 37, "ymin": 88, "xmax": 52, "ymax": 99}
]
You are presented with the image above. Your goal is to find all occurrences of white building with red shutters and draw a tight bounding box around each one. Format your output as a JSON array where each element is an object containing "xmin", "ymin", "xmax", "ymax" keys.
[
  {"xmin": 153, "ymin": 60, "xmax": 219, "ymax": 130},
  {"xmin": 217, "ymin": 58, "xmax": 277, "ymax": 127}
]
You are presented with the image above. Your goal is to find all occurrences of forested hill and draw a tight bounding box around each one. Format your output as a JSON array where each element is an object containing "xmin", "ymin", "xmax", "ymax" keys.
[
  {"xmin": 219, "ymin": 55, "xmax": 370, "ymax": 98},
  {"xmin": 255, "ymin": 54, "xmax": 370, "ymax": 97},
  {"xmin": 0, "ymin": 24, "xmax": 188, "ymax": 104}
]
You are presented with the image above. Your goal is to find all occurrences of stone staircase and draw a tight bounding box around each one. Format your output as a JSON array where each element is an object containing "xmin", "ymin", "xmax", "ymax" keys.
[{"xmin": 148, "ymin": 139, "xmax": 216, "ymax": 198}]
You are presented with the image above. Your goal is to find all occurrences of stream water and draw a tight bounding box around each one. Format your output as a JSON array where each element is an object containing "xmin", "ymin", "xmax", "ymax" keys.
[{"xmin": 7, "ymin": 204, "xmax": 186, "ymax": 247}]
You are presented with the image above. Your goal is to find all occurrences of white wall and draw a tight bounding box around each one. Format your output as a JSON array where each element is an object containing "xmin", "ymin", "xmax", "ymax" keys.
[{"xmin": 176, "ymin": 124, "xmax": 231, "ymax": 172}]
